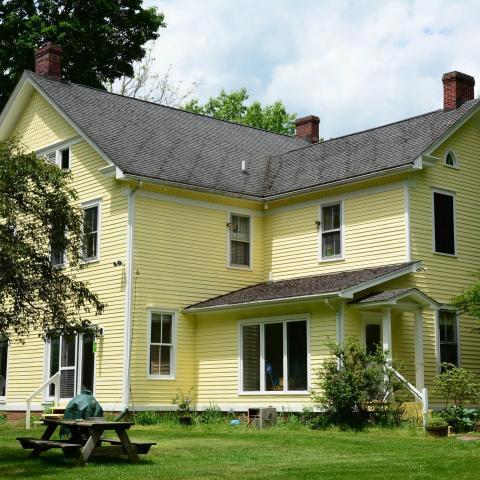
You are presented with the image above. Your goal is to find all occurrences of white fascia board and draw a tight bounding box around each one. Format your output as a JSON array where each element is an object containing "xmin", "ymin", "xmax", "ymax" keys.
[{"xmin": 339, "ymin": 262, "xmax": 422, "ymax": 299}]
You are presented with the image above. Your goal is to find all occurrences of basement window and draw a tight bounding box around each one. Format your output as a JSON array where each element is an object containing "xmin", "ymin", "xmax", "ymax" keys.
[
  {"xmin": 241, "ymin": 319, "xmax": 308, "ymax": 393},
  {"xmin": 433, "ymin": 190, "xmax": 456, "ymax": 255}
]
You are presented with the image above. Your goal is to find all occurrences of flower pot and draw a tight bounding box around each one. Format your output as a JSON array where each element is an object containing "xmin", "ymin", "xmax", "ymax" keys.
[
  {"xmin": 179, "ymin": 416, "xmax": 192, "ymax": 426},
  {"xmin": 426, "ymin": 425, "xmax": 449, "ymax": 437}
]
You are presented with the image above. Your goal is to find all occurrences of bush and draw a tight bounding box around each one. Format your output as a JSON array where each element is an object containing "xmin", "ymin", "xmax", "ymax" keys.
[
  {"xmin": 426, "ymin": 415, "xmax": 448, "ymax": 428},
  {"xmin": 197, "ymin": 403, "xmax": 224, "ymax": 424},
  {"xmin": 312, "ymin": 337, "xmax": 407, "ymax": 429},
  {"xmin": 134, "ymin": 411, "xmax": 179, "ymax": 425},
  {"xmin": 438, "ymin": 406, "xmax": 480, "ymax": 432},
  {"xmin": 433, "ymin": 363, "xmax": 480, "ymax": 408}
]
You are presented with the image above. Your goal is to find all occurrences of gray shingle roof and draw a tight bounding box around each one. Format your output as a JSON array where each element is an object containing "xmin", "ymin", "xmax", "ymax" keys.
[
  {"xmin": 185, "ymin": 262, "xmax": 417, "ymax": 311},
  {"xmin": 354, "ymin": 288, "xmax": 413, "ymax": 304},
  {"xmin": 27, "ymin": 73, "xmax": 480, "ymax": 198}
]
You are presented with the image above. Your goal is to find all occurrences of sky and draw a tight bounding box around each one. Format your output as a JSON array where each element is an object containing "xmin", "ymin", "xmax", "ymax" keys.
[{"xmin": 144, "ymin": 0, "xmax": 480, "ymax": 139}]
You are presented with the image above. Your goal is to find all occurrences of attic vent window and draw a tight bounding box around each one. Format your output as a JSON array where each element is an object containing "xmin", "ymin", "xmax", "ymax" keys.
[
  {"xmin": 43, "ymin": 147, "xmax": 70, "ymax": 170},
  {"xmin": 444, "ymin": 150, "xmax": 458, "ymax": 168}
]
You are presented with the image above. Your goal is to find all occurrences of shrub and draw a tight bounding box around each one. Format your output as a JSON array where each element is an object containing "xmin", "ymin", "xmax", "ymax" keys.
[
  {"xmin": 197, "ymin": 403, "xmax": 224, "ymax": 424},
  {"xmin": 438, "ymin": 406, "xmax": 480, "ymax": 432},
  {"xmin": 312, "ymin": 337, "xmax": 407, "ymax": 429},
  {"xmin": 433, "ymin": 363, "xmax": 480, "ymax": 408},
  {"xmin": 172, "ymin": 388, "xmax": 194, "ymax": 415},
  {"xmin": 426, "ymin": 415, "xmax": 448, "ymax": 428}
]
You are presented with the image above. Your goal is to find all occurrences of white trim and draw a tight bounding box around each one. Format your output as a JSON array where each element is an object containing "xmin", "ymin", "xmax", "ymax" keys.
[
  {"xmin": 404, "ymin": 182, "xmax": 411, "ymax": 262},
  {"xmin": 146, "ymin": 308, "xmax": 178, "ymax": 380},
  {"xmin": 265, "ymin": 180, "xmax": 406, "ymax": 216},
  {"xmin": 432, "ymin": 188, "xmax": 457, "ymax": 256},
  {"xmin": 443, "ymin": 149, "xmax": 460, "ymax": 169},
  {"xmin": 382, "ymin": 308, "xmax": 392, "ymax": 363},
  {"xmin": 122, "ymin": 188, "xmax": 135, "ymax": 410},
  {"xmin": 414, "ymin": 309, "xmax": 425, "ymax": 390},
  {"xmin": 238, "ymin": 314, "xmax": 310, "ymax": 395},
  {"xmin": 353, "ymin": 288, "xmax": 440, "ymax": 309},
  {"xmin": 318, "ymin": 200, "xmax": 344, "ymax": 262},
  {"xmin": 81, "ymin": 199, "xmax": 102, "ymax": 263},
  {"xmin": 36, "ymin": 137, "xmax": 82, "ymax": 160},
  {"xmin": 227, "ymin": 212, "xmax": 253, "ymax": 270},
  {"xmin": 136, "ymin": 189, "xmax": 262, "ymax": 217},
  {"xmin": 336, "ymin": 301, "xmax": 345, "ymax": 344}
]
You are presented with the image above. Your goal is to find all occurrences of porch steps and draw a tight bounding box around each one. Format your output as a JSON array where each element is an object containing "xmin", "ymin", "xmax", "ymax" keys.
[{"xmin": 42, "ymin": 407, "xmax": 66, "ymax": 421}]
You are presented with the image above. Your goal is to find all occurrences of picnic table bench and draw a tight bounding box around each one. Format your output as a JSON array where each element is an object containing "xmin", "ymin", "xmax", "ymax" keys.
[{"xmin": 17, "ymin": 418, "xmax": 156, "ymax": 467}]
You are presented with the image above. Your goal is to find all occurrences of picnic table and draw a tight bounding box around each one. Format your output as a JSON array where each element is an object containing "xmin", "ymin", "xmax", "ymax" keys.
[{"xmin": 17, "ymin": 418, "xmax": 156, "ymax": 467}]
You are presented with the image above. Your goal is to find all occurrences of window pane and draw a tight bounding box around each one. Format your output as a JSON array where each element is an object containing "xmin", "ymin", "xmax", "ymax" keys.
[
  {"xmin": 49, "ymin": 337, "xmax": 60, "ymax": 396},
  {"xmin": 51, "ymin": 247, "xmax": 65, "ymax": 266},
  {"xmin": 231, "ymin": 240, "xmax": 250, "ymax": 266},
  {"xmin": 440, "ymin": 311, "xmax": 456, "ymax": 342},
  {"xmin": 150, "ymin": 345, "xmax": 160, "ymax": 375},
  {"xmin": 61, "ymin": 335, "xmax": 76, "ymax": 368},
  {"xmin": 231, "ymin": 215, "xmax": 250, "ymax": 242},
  {"xmin": 83, "ymin": 206, "xmax": 98, "ymax": 259},
  {"xmin": 265, "ymin": 323, "xmax": 284, "ymax": 391},
  {"xmin": 322, "ymin": 204, "xmax": 340, "ymax": 231},
  {"xmin": 440, "ymin": 344, "xmax": 458, "ymax": 367},
  {"xmin": 162, "ymin": 315, "xmax": 172, "ymax": 343},
  {"xmin": 160, "ymin": 346, "xmax": 171, "ymax": 375},
  {"xmin": 322, "ymin": 231, "xmax": 341, "ymax": 257},
  {"xmin": 434, "ymin": 192, "xmax": 455, "ymax": 255},
  {"xmin": 242, "ymin": 325, "xmax": 260, "ymax": 391},
  {"xmin": 287, "ymin": 321, "xmax": 307, "ymax": 391},
  {"xmin": 81, "ymin": 333, "xmax": 95, "ymax": 392},
  {"xmin": 151, "ymin": 314, "xmax": 162, "ymax": 343},
  {"xmin": 61, "ymin": 149, "xmax": 70, "ymax": 170},
  {"xmin": 446, "ymin": 153, "xmax": 454, "ymax": 166},
  {"xmin": 0, "ymin": 339, "xmax": 7, "ymax": 397}
]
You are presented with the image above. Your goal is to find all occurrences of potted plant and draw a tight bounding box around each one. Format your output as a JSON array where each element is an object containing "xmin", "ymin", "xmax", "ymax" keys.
[
  {"xmin": 426, "ymin": 416, "xmax": 449, "ymax": 437},
  {"xmin": 172, "ymin": 389, "xmax": 194, "ymax": 426}
]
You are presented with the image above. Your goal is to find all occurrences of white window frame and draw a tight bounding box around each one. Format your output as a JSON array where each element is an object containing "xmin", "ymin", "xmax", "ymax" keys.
[
  {"xmin": 81, "ymin": 199, "xmax": 102, "ymax": 263},
  {"xmin": 318, "ymin": 201, "xmax": 344, "ymax": 262},
  {"xmin": 147, "ymin": 308, "xmax": 177, "ymax": 380},
  {"xmin": 443, "ymin": 149, "xmax": 459, "ymax": 169},
  {"xmin": 435, "ymin": 308, "xmax": 461, "ymax": 371},
  {"xmin": 42, "ymin": 145, "xmax": 71, "ymax": 170},
  {"xmin": 432, "ymin": 188, "xmax": 457, "ymax": 257},
  {"xmin": 238, "ymin": 314, "xmax": 310, "ymax": 395},
  {"xmin": 0, "ymin": 337, "xmax": 8, "ymax": 402},
  {"xmin": 227, "ymin": 212, "xmax": 253, "ymax": 270}
]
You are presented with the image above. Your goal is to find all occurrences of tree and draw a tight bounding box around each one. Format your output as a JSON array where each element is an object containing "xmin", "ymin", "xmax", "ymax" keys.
[
  {"xmin": 0, "ymin": 139, "xmax": 105, "ymax": 340},
  {"xmin": 0, "ymin": 0, "xmax": 165, "ymax": 110},
  {"xmin": 452, "ymin": 275, "xmax": 480, "ymax": 323},
  {"xmin": 106, "ymin": 43, "xmax": 197, "ymax": 107},
  {"xmin": 184, "ymin": 88, "xmax": 297, "ymax": 135}
]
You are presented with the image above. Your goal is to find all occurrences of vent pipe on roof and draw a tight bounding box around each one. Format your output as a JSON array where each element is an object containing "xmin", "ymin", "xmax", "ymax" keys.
[
  {"xmin": 442, "ymin": 71, "xmax": 475, "ymax": 110},
  {"xmin": 34, "ymin": 43, "xmax": 63, "ymax": 81},
  {"xmin": 295, "ymin": 115, "xmax": 320, "ymax": 143}
]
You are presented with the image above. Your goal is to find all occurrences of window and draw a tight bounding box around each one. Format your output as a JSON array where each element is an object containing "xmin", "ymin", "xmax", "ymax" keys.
[
  {"xmin": 82, "ymin": 203, "xmax": 100, "ymax": 261},
  {"xmin": 229, "ymin": 214, "xmax": 251, "ymax": 267},
  {"xmin": 0, "ymin": 338, "xmax": 7, "ymax": 398},
  {"xmin": 148, "ymin": 312, "xmax": 175, "ymax": 378},
  {"xmin": 320, "ymin": 202, "xmax": 342, "ymax": 259},
  {"xmin": 438, "ymin": 310, "xmax": 459, "ymax": 367},
  {"xmin": 433, "ymin": 191, "xmax": 456, "ymax": 255},
  {"xmin": 44, "ymin": 147, "xmax": 70, "ymax": 170},
  {"xmin": 50, "ymin": 226, "xmax": 67, "ymax": 267},
  {"xmin": 241, "ymin": 319, "xmax": 308, "ymax": 393},
  {"xmin": 444, "ymin": 150, "xmax": 458, "ymax": 168}
]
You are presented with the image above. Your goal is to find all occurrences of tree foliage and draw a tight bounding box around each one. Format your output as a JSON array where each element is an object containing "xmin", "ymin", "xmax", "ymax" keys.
[
  {"xmin": 0, "ymin": 0, "xmax": 165, "ymax": 110},
  {"xmin": 0, "ymin": 139, "xmax": 105, "ymax": 340},
  {"xmin": 184, "ymin": 88, "xmax": 296, "ymax": 135},
  {"xmin": 452, "ymin": 275, "xmax": 480, "ymax": 323}
]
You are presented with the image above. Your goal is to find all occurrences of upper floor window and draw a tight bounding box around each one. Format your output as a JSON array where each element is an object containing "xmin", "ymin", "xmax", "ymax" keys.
[
  {"xmin": 148, "ymin": 311, "xmax": 175, "ymax": 378},
  {"xmin": 0, "ymin": 337, "xmax": 7, "ymax": 398},
  {"xmin": 45, "ymin": 147, "xmax": 70, "ymax": 170},
  {"xmin": 439, "ymin": 310, "xmax": 458, "ymax": 367},
  {"xmin": 229, "ymin": 214, "xmax": 251, "ymax": 267},
  {"xmin": 433, "ymin": 190, "xmax": 456, "ymax": 255},
  {"xmin": 82, "ymin": 202, "xmax": 100, "ymax": 262},
  {"xmin": 444, "ymin": 150, "xmax": 458, "ymax": 168},
  {"xmin": 320, "ymin": 202, "xmax": 342, "ymax": 260}
]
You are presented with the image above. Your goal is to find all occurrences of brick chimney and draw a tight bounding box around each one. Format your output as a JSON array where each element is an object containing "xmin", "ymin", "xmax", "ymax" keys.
[
  {"xmin": 34, "ymin": 43, "xmax": 63, "ymax": 80},
  {"xmin": 442, "ymin": 71, "xmax": 475, "ymax": 110},
  {"xmin": 295, "ymin": 115, "xmax": 320, "ymax": 143}
]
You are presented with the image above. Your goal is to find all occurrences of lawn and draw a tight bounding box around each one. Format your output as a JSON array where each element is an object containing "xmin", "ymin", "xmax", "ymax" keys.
[{"xmin": 1, "ymin": 422, "xmax": 479, "ymax": 479}]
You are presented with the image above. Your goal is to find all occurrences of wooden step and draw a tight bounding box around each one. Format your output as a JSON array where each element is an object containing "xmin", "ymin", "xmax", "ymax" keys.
[{"xmin": 42, "ymin": 413, "xmax": 64, "ymax": 420}]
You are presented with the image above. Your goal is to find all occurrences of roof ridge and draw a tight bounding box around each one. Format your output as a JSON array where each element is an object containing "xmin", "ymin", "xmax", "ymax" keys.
[{"xmin": 26, "ymin": 71, "xmax": 307, "ymax": 143}]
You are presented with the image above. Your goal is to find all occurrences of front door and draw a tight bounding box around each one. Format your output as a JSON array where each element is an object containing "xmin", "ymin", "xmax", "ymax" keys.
[{"xmin": 365, "ymin": 323, "xmax": 381, "ymax": 355}]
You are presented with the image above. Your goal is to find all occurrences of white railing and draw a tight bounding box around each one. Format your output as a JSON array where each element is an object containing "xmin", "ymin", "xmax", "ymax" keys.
[
  {"xmin": 387, "ymin": 366, "xmax": 429, "ymax": 428},
  {"xmin": 25, "ymin": 371, "xmax": 60, "ymax": 429}
]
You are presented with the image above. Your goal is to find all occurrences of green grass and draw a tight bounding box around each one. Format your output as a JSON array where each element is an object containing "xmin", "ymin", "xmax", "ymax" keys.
[{"xmin": 1, "ymin": 422, "xmax": 479, "ymax": 479}]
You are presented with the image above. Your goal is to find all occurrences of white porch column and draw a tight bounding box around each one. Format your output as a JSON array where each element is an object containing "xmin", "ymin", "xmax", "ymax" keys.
[
  {"xmin": 336, "ymin": 301, "xmax": 345, "ymax": 344},
  {"xmin": 382, "ymin": 308, "xmax": 392, "ymax": 364},
  {"xmin": 414, "ymin": 309, "xmax": 425, "ymax": 390}
]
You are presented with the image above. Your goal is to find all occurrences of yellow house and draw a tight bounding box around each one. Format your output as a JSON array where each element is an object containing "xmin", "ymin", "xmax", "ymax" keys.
[{"xmin": 1, "ymin": 45, "xmax": 479, "ymax": 419}]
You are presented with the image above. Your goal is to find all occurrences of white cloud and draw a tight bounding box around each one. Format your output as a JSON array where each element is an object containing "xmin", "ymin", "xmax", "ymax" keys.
[{"xmin": 146, "ymin": 0, "xmax": 480, "ymax": 138}]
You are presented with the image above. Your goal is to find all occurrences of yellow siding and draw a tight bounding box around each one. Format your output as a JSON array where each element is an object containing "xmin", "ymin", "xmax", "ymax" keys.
[
  {"xmin": 265, "ymin": 187, "xmax": 406, "ymax": 280},
  {"xmin": 130, "ymin": 193, "xmax": 264, "ymax": 406},
  {"xmin": 5, "ymin": 92, "xmax": 128, "ymax": 409}
]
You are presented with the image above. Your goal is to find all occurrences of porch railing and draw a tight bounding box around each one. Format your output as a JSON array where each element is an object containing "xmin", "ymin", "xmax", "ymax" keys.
[
  {"xmin": 25, "ymin": 371, "xmax": 60, "ymax": 429},
  {"xmin": 387, "ymin": 366, "xmax": 429, "ymax": 428}
]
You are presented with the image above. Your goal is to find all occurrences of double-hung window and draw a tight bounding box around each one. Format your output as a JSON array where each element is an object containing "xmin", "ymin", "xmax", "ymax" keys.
[
  {"xmin": 433, "ymin": 190, "xmax": 456, "ymax": 255},
  {"xmin": 438, "ymin": 310, "xmax": 459, "ymax": 367},
  {"xmin": 45, "ymin": 147, "xmax": 70, "ymax": 170},
  {"xmin": 229, "ymin": 214, "xmax": 251, "ymax": 267},
  {"xmin": 148, "ymin": 311, "xmax": 175, "ymax": 378},
  {"xmin": 241, "ymin": 318, "xmax": 308, "ymax": 393},
  {"xmin": 82, "ymin": 202, "xmax": 100, "ymax": 261},
  {"xmin": 0, "ymin": 338, "xmax": 8, "ymax": 398},
  {"xmin": 320, "ymin": 202, "xmax": 342, "ymax": 259}
]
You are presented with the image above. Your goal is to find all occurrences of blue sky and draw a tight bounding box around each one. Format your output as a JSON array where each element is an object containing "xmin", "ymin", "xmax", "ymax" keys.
[{"xmin": 145, "ymin": 0, "xmax": 480, "ymax": 138}]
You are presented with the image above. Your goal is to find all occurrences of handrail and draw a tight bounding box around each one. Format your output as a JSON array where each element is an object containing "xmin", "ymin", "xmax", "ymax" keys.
[{"xmin": 25, "ymin": 371, "xmax": 60, "ymax": 429}]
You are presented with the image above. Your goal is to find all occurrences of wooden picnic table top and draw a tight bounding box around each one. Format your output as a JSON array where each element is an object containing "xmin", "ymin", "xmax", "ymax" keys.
[{"xmin": 42, "ymin": 418, "xmax": 134, "ymax": 429}]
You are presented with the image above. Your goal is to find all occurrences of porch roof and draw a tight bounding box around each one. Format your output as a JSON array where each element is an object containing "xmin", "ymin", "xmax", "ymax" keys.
[
  {"xmin": 352, "ymin": 288, "xmax": 440, "ymax": 309},
  {"xmin": 184, "ymin": 262, "xmax": 421, "ymax": 312}
]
